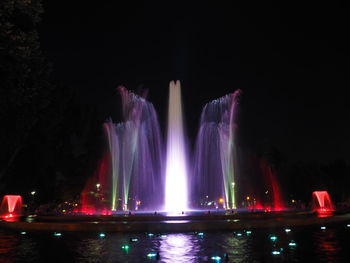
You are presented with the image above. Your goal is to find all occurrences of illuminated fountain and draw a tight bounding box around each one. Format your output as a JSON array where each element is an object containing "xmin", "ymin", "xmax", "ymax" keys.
[
  {"xmin": 165, "ymin": 80, "xmax": 188, "ymax": 212},
  {"xmin": 81, "ymin": 87, "xmax": 163, "ymax": 213},
  {"xmin": 0, "ymin": 195, "xmax": 22, "ymax": 219},
  {"xmin": 312, "ymin": 191, "xmax": 335, "ymax": 215},
  {"xmin": 192, "ymin": 90, "xmax": 240, "ymax": 209}
]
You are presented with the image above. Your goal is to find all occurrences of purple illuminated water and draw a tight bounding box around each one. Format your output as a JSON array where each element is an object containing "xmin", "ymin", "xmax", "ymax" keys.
[{"xmin": 82, "ymin": 81, "xmax": 243, "ymax": 213}]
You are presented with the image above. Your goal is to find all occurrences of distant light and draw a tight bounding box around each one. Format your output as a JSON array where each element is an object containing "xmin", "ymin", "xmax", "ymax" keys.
[
  {"xmin": 20, "ymin": 231, "xmax": 26, "ymax": 235},
  {"xmin": 53, "ymin": 232, "xmax": 62, "ymax": 237},
  {"xmin": 236, "ymin": 233, "xmax": 242, "ymax": 237},
  {"xmin": 147, "ymin": 233, "xmax": 154, "ymax": 237},
  {"xmin": 147, "ymin": 252, "xmax": 157, "ymax": 258},
  {"xmin": 347, "ymin": 224, "xmax": 350, "ymax": 228},
  {"xmin": 292, "ymin": 199, "xmax": 296, "ymax": 203},
  {"xmin": 272, "ymin": 251, "xmax": 281, "ymax": 255},
  {"xmin": 285, "ymin": 228, "xmax": 291, "ymax": 233},
  {"xmin": 219, "ymin": 198, "xmax": 224, "ymax": 204},
  {"xmin": 265, "ymin": 190, "xmax": 269, "ymax": 194},
  {"xmin": 96, "ymin": 183, "xmax": 101, "ymax": 188},
  {"xmin": 288, "ymin": 241, "xmax": 297, "ymax": 247},
  {"xmin": 99, "ymin": 233, "xmax": 106, "ymax": 238},
  {"xmin": 211, "ymin": 256, "xmax": 221, "ymax": 261},
  {"xmin": 321, "ymin": 226, "xmax": 326, "ymax": 230},
  {"xmin": 270, "ymin": 235, "xmax": 278, "ymax": 242},
  {"xmin": 246, "ymin": 231, "xmax": 252, "ymax": 235},
  {"xmin": 246, "ymin": 196, "xmax": 250, "ymax": 201},
  {"xmin": 160, "ymin": 234, "xmax": 167, "ymax": 238},
  {"xmin": 31, "ymin": 191, "xmax": 36, "ymax": 196},
  {"xmin": 130, "ymin": 238, "xmax": 138, "ymax": 242},
  {"xmin": 197, "ymin": 232, "xmax": 204, "ymax": 236}
]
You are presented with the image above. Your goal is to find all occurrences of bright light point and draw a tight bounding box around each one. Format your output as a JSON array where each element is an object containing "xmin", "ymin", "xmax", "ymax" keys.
[
  {"xmin": 211, "ymin": 256, "xmax": 221, "ymax": 261},
  {"xmin": 272, "ymin": 251, "xmax": 281, "ymax": 255},
  {"xmin": 160, "ymin": 235, "xmax": 167, "ymax": 238},
  {"xmin": 121, "ymin": 245, "xmax": 130, "ymax": 250},
  {"xmin": 147, "ymin": 233, "xmax": 154, "ymax": 237},
  {"xmin": 53, "ymin": 232, "xmax": 62, "ymax": 237},
  {"xmin": 165, "ymin": 81, "xmax": 188, "ymax": 212},
  {"xmin": 270, "ymin": 236, "xmax": 277, "ymax": 241},
  {"xmin": 289, "ymin": 241, "xmax": 297, "ymax": 247},
  {"xmin": 130, "ymin": 238, "xmax": 138, "ymax": 242},
  {"xmin": 347, "ymin": 224, "xmax": 350, "ymax": 228},
  {"xmin": 246, "ymin": 231, "xmax": 252, "ymax": 235},
  {"xmin": 285, "ymin": 228, "xmax": 291, "ymax": 233},
  {"xmin": 147, "ymin": 252, "xmax": 157, "ymax": 258},
  {"xmin": 246, "ymin": 196, "xmax": 250, "ymax": 200},
  {"xmin": 321, "ymin": 226, "xmax": 326, "ymax": 230},
  {"xmin": 236, "ymin": 233, "xmax": 242, "ymax": 237},
  {"xmin": 96, "ymin": 183, "xmax": 100, "ymax": 188},
  {"xmin": 20, "ymin": 232, "xmax": 26, "ymax": 235},
  {"xmin": 197, "ymin": 232, "xmax": 204, "ymax": 236},
  {"xmin": 30, "ymin": 191, "xmax": 36, "ymax": 195},
  {"xmin": 99, "ymin": 233, "xmax": 106, "ymax": 238}
]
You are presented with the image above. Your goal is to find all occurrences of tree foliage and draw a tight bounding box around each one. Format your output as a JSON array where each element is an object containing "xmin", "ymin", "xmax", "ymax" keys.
[{"xmin": 0, "ymin": 0, "xmax": 54, "ymax": 179}]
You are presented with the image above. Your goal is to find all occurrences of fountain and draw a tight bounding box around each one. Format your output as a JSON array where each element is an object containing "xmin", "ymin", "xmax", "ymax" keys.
[
  {"xmin": 0, "ymin": 195, "xmax": 22, "ymax": 219},
  {"xmin": 165, "ymin": 80, "xmax": 188, "ymax": 212},
  {"xmin": 192, "ymin": 90, "xmax": 240, "ymax": 209},
  {"xmin": 81, "ymin": 87, "xmax": 163, "ymax": 213},
  {"xmin": 312, "ymin": 191, "xmax": 335, "ymax": 214}
]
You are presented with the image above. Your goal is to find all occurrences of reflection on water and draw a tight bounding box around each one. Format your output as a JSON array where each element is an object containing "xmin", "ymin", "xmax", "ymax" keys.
[
  {"xmin": 314, "ymin": 228, "xmax": 340, "ymax": 263},
  {"xmin": 75, "ymin": 238, "xmax": 107, "ymax": 263},
  {"xmin": 0, "ymin": 224, "xmax": 349, "ymax": 262},
  {"xmin": 0, "ymin": 232, "xmax": 18, "ymax": 263},
  {"xmin": 222, "ymin": 235, "xmax": 250, "ymax": 263},
  {"xmin": 159, "ymin": 234, "xmax": 199, "ymax": 263}
]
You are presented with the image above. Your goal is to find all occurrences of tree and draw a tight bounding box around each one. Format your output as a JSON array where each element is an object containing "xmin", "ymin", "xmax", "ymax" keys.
[{"xmin": 0, "ymin": 0, "xmax": 55, "ymax": 182}]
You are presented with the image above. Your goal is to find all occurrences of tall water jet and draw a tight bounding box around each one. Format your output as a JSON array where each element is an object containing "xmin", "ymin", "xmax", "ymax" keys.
[
  {"xmin": 165, "ymin": 80, "xmax": 188, "ymax": 211},
  {"xmin": 193, "ymin": 90, "xmax": 240, "ymax": 209}
]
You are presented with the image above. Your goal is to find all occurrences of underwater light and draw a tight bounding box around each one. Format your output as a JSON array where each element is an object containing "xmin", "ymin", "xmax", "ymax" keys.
[
  {"xmin": 270, "ymin": 235, "xmax": 277, "ymax": 241},
  {"xmin": 211, "ymin": 256, "xmax": 221, "ymax": 261},
  {"xmin": 288, "ymin": 241, "xmax": 297, "ymax": 247},
  {"xmin": 147, "ymin": 252, "xmax": 160, "ymax": 259}
]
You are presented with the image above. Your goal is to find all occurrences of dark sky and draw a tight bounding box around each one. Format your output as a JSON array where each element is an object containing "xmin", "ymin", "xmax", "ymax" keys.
[{"xmin": 39, "ymin": 2, "xmax": 350, "ymax": 163}]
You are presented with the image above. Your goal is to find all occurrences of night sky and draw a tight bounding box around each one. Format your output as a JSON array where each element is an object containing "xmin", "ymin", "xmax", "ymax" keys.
[{"xmin": 39, "ymin": 3, "xmax": 350, "ymax": 163}]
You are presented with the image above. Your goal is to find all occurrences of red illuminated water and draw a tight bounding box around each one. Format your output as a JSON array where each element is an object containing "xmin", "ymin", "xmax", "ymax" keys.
[
  {"xmin": 312, "ymin": 191, "xmax": 335, "ymax": 216},
  {"xmin": 0, "ymin": 195, "xmax": 22, "ymax": 220}
]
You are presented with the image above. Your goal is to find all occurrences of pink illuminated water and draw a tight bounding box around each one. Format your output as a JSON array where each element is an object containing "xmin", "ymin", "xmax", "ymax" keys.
[
  {"xmin": 0, "ymin": 195, "xmax": 22, "ymax": 219},
  {"xmin": 312, "ymin": 191, "xmax": 335, "ymax": 214}
]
